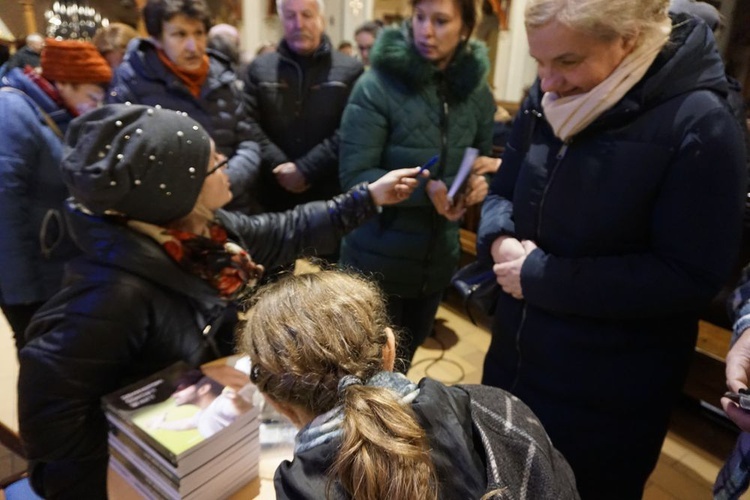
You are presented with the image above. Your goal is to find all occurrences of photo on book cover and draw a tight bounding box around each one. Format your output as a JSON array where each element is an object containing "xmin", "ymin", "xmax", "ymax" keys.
[{"xmin": 103, "ymin": 362, "xmax": 257, "ymax": 457}]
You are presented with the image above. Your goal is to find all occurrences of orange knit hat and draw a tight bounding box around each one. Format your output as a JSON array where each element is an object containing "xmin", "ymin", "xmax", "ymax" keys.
[{"xmin": 41, "ymin": 38, "xmax": 112, "ymax": 84}]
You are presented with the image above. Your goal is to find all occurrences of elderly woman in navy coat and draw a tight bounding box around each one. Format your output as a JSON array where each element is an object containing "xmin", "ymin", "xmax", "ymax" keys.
[{"xmin": 477, "ymin": 0, "xmax": 747, "ymax": 497}]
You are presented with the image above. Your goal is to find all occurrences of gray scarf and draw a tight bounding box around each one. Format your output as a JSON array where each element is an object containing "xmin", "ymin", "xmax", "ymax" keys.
[{"xmin": 294, "ymin": 371, "xmax": 419, "ymax": 454}]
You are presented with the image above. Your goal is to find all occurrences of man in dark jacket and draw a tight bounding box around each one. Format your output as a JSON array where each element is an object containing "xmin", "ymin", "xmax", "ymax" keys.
[
  {"xmin": 5, "ymin": 33, "xmax": 44, "ymax": 73},
  {"xmin": 107, "ymin": 0, "xmax": 263, "ymax": 214},
  {"xmin": 243, "ymin": 0, "xmax": 363, "ymax": 212}
]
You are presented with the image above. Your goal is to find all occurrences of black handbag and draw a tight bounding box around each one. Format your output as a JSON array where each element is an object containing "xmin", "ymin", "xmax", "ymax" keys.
[{"xmin": 451, "ymin": 260, "xmax": 500, "ymax": 325}]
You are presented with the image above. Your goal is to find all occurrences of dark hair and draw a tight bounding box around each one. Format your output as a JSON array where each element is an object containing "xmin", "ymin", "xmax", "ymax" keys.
[
  {"xmin": 354, "ymin": 21, "xmax": 381, "ymax": 37},
  {"xmin": 143, "ymin": 0, "xmax": 212, "ymax": 38},
  {"xmin": 338, "ymin": 40, "xmax": 353, "ymax": 50},
  {"xmin": 174, "ymin": 370, "xmax": 223, "ymax": 396},
  {"xmin": 411, "ymin": 0, "xmax": 479, "ymax": 38}
]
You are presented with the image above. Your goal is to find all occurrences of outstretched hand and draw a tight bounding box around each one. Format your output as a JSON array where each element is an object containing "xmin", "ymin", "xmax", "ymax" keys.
[
  {"xmin": 368, "ymin": 167, "xmax": 428, "ymax": 206},
  {"xmin": 722, "ymin": 329, "xmax": 750, "ymax": 432}
]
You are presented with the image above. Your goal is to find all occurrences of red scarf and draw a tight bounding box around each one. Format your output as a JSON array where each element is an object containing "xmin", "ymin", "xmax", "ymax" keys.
[
  {"xmin": 156, "ymin": 49, "xmax": 210, "ymax": 98},
  {"xmin": 23, "ymin": 67, "xmax": 70, "ymax": 112},
  {"xmin": 128, "ymin": 219, "xmax": 264, "ymax": 300}
]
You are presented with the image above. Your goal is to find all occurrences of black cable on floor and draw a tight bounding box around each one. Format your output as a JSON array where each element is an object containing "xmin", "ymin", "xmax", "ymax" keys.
[{"xmin": 409, "ymin": 333, "xmax": 466, "ymax": 385}]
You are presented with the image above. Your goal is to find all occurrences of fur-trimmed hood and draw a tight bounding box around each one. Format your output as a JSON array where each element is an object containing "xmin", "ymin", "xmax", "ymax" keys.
[{"xmin": 370, "ymin": 23, "xmax": 490, "ymax": 103}]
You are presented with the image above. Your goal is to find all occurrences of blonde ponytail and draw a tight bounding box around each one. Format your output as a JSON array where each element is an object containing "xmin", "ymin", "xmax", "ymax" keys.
[{"xmin": 333, "ymin": 383, "xmax": 437, "ymax": 500}]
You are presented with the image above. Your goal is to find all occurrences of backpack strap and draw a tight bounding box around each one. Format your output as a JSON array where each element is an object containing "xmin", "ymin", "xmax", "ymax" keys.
[{"xmin": 1, "ymin": 86, "xmax": 64, "ymax": 139}]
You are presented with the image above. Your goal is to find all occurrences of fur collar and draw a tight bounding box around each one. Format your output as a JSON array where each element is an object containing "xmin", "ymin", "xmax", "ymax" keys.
[{"xmin": 370, "ymin": 23, "xmax": 489, "ymax": 103}]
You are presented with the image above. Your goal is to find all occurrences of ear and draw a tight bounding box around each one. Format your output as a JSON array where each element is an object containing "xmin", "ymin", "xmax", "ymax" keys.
[
  {"xmin": 54, "ymin": 82, "xmax": 72, "ymax": 93},
  {"xmin": 621, "ymin": 33, "xmax": 638, "ymax": 54},
  {"xmin": 263, "ymin": 394, "xmax": 311, "ymax": 429},
  {"xmin": 197, "ymin": 383, "xmax": 211, "ymax": 396},
  {"xmin": 383, "ymin": 327, "xmax": 396, "ymax": 372}
]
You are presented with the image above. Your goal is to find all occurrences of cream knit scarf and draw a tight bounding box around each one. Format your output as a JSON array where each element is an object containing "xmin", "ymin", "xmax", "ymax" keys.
[{"xmin": 541, "ymin": 19, "xmax": 672, "ymax": 141}]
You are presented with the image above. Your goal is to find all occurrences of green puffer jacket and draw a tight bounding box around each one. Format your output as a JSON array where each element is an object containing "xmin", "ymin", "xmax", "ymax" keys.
[{"xmin": 339, "ymin": 24, "xmax": 495, "ymax": 298}]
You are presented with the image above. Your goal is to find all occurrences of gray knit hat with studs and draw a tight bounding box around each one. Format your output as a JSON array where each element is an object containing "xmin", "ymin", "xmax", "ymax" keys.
[{"xmin": 61, "ymin": 103, "xmax": 212, "ymax": 224}]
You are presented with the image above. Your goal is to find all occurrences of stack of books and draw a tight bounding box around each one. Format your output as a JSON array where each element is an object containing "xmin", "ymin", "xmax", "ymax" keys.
[{"xmin": 103, "ymin": 361, "xmax": 261, "ymax": 499}]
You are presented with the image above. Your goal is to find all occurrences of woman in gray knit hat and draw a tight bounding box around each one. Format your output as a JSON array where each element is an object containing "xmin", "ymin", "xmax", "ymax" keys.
[{"xmin": 16, "ymin": 103, "xmax": 423, "ymax": 499}]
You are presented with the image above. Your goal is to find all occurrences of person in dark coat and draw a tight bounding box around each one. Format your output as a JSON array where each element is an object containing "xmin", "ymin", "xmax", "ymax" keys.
[
  {"xmin": 107, "ymin": 0, "xmax": 262, "ymax": 214},
  {"xmin": 338, "ymin": 0, "xmax": 495, "ymax": 370},
  {"xmin": 5, "ymin": 33, "xmax": 44, "ymax": 73},
  {"xmin": 241, "ymin": 270, "xmax": 579, "ymax": 500},
  {"xmin": 243, "ymin": 0, "xmax": 363, "ymax": 212},
  {"xmin": 17, "ymin": 104, "xmax": 423, "ymax": 499},
  {"xmin": 0, "ymin": 39, "xmax": 112, "ymax": 350},
  {"xmin": 476, "ymin": 0, "xmax": 747, "ymax": 497}
]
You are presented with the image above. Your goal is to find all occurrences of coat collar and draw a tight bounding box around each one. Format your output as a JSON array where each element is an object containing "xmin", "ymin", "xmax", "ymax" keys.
[
  {"xmin": 277, "ymin": 34, "xmax": 334, "ymax": 61},
  {"xmin": 370, "ymin": 23, "xmax": 489, "ymax": 103},
  {"xmin": 125, "ymin": 38, "xmax": 232, "ymax": 96},
  {"xmin": 64, "ymin": 200, "xmax": 225, "ymax": 307}
]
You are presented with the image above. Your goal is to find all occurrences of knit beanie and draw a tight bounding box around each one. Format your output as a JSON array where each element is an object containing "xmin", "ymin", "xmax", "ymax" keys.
[
  {"xmin": 61, "ymin": 104, "xmax": 212, "ymax": 224},
  {"xmin": 41, "ymin": 38, "xmax": 112, "ymax": 84}
]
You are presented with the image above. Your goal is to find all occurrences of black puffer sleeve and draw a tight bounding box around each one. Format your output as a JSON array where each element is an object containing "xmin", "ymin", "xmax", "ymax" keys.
[{"xmin": 219, "ymin": 182, "xmax": 377, "ymax": 270}]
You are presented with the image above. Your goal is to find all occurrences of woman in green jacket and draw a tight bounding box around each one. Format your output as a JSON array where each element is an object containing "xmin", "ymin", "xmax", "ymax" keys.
[{"xmin": 339, "ymin": 0, "xmax": 496, "ymax": 370}]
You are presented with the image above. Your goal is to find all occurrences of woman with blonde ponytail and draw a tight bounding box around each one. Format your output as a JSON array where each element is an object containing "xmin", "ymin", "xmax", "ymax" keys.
[
  {"xmin": 241, "ymin": 270, "xmax": 578, "ymax": 499},
  {"xmin": 478, "ymin": 0, "xmax": 746, "ymax": 497}
]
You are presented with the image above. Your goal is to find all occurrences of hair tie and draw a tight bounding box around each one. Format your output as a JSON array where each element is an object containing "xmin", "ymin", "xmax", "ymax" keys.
[{"xmin": 338, "ymin": 375, "xmax": 363, "ymax": 396}]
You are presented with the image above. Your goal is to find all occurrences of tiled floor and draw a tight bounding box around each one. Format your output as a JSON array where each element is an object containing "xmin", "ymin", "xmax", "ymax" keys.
[{"xmin": 0, "ymin": 300, "xmax": 747, "ymax": 498}]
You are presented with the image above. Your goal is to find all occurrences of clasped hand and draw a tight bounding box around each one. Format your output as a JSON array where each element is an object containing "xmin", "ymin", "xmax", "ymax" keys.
[
  {"xmin": 490, "ymin": 236, "xmax": 538, "ymax": 300},
  {"xmin": 273, "ymin": 162, "xmax": 309, "ymax": 193}
]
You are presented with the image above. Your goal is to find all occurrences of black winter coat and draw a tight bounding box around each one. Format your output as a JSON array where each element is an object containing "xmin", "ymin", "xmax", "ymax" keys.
[
  {"xmin": 18, "ymin": 185, "xmax": 378, "ymax": 499},
  {"xmin": 243, "ymin": 36, "xmax": 363, "ymax": 211},
  {"xmin": 477, "ymin": 16, "xmax": 747, "ymax": 498},
  {"xmin": 108, "ymin": 39, "xmax": 262, "ymax": 213},
  {"xmin": 275, "ymin": 379, "xmax": 579, "ymax": 499}
]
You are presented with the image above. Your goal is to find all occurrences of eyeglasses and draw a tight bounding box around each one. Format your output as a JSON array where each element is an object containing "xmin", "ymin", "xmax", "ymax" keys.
[{"xmin": 207, "ymin": 157, "xmax": 229, "ymax": 176}]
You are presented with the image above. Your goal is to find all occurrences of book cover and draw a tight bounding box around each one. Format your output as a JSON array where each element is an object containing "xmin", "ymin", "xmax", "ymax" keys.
[{"xmin": 102, "ymin": 361, "xmax": 259, "ymax": 468}]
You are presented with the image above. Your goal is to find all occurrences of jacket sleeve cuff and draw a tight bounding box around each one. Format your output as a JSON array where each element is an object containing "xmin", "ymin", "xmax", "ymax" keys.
[{"xmin": 326, "ymin": 182, "xmax": 379, "ymax": 232}]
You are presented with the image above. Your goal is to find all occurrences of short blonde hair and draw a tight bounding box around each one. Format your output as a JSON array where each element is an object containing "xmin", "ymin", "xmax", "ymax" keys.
[
  {"xmin": 525, "ymin": 0, "xmax": 670, "ymax": 42},
  {"xmin": 92, "ymin": 23, "xmax": 138, "ymax": 54}
]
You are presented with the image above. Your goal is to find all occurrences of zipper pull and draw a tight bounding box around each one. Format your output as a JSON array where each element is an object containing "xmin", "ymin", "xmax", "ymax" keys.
[{"xmin": 556, "ymin": 141, "xmax": 570, "ymax": 160}]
